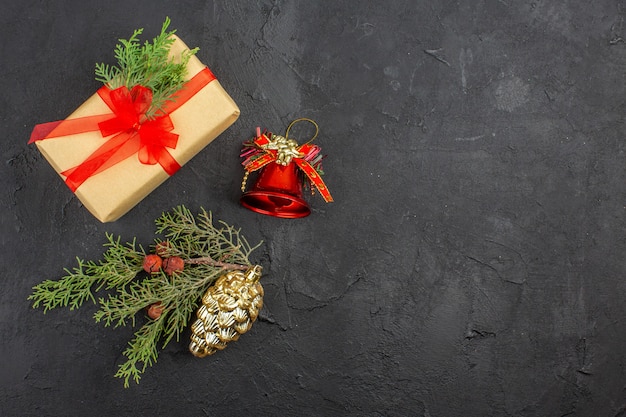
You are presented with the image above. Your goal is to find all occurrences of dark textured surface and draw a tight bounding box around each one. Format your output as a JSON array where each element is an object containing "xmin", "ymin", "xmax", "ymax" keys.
[{"xmin": 2, "ymin": 1, "xmax": 625, "ymax": 416}]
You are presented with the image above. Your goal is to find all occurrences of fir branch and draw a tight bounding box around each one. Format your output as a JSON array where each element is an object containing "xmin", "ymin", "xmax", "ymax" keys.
[
  {"xmin": 100, "ymin": 233, "xmax": 146, "ymax": 288},
  {"xmin": 29, "ymin": 206, "xmax": 262, "ymax": 387},
  {"xmin": 28, "ymin": 234, "xmax": 144, "ymax": 312},
  {"xmin": 155, "ymin": 206, "xmax": 261, "ymax": 265},
  {"xmin": 115, "ymin": 317, "xmax": 165, "ymax": 388},
  {"xmin": 94, "ymin": 17, "xmax": 199, "ymax": 119},
  {"xmin": 29, "ymin": 258, "xmax": 100, "ymax": 312}
]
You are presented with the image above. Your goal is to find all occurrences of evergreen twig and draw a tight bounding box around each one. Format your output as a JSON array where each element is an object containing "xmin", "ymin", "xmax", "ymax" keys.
[
  {"xmin": 29, "ymin": 206, "xmax": 262, "ymax": 388},
  {"xmin": 94, "ymin": 17, "xmax": 198, "ymax": 119}
]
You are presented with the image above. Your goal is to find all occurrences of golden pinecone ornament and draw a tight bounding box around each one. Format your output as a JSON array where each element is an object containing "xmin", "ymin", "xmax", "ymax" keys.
[{"xmin": 189, "ymin": 265, "xmax": 264, "ymax": 357}]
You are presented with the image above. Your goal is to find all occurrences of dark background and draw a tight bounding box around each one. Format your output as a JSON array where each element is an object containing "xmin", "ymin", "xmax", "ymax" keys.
[{"xmin": 2, "ymin": 1, "xmax": 625, "ymax": 416}]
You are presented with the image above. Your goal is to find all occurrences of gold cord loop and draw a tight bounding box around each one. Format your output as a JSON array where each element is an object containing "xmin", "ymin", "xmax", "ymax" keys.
[{"xmin": 285, "ymin": 118, "xmax": 319, "ymax": 145}]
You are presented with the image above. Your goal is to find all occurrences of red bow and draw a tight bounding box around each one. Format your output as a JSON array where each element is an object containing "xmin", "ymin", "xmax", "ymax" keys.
[
  {"xmin": 59, "ymin": 85, "xmax": 180, "ymax": 191},
  {"xmin": 29, "ymin": 68, "xmax": 216, "ymax": 192}
]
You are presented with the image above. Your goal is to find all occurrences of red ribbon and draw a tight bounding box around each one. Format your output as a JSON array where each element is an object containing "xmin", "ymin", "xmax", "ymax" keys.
[
  {"xmin": 29, "ymin": 68, "xmax": 216, "ymax": 192},
  {"xmin": 244, "ymin": 133, "xmax": 333, "ymax": 203}
]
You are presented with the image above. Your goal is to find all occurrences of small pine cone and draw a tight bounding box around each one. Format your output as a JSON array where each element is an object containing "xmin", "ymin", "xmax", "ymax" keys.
[{"xmin": 189, "ymin": 265, "xmax": 263, "ymax": 358}]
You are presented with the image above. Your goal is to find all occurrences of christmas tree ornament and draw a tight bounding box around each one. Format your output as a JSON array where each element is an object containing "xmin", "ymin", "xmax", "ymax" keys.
[
  {"xmin": 240, "ymin": 118, "xmax": 333, "ymax": 218},
  {"xmin": 189, "ymin": 265, "xmax": 263, "ymax": 357},
  {"xmin": 29, "ymin": 206, "xmax": 263, "ymax": 387}
]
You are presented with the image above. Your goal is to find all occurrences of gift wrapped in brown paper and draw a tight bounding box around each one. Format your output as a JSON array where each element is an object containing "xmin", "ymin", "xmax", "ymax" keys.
[{"xmin": 29, "ymin": 34, "xmax": 239, "ymax": 222}]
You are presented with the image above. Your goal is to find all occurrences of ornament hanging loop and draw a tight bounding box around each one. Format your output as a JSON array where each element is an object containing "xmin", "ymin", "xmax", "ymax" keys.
[{"xmin": 285, "ymin": 118, "xmax": 319, "ymax": 145}]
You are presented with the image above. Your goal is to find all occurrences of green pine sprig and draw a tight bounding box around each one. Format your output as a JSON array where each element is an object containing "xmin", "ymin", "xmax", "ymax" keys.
[
  {"xmin": 29, "ymin": 236, "xmax": 145, "ymax": 312},
  {"xmin": 29, "ymin": 206, "xmax": 262, "ymax": 388},
  {"xmin": 94, "ymin": 17, "xmax": 199, "ymax": 119}
]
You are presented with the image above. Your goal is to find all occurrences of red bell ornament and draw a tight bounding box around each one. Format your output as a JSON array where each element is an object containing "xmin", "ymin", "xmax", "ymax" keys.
[
  {"xmin": 241, "ymin": 159, "xmax": 310, "ymax": 218},
  {"xmin": 240, "ymin": 118, "xmax": 333, "ymax": 218}
]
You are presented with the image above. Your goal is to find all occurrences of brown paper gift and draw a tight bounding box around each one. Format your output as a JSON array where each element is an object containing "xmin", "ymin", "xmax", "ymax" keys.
[{"xmin": 32, "ymin": 35, "xmax": 240, "ymax": 222}]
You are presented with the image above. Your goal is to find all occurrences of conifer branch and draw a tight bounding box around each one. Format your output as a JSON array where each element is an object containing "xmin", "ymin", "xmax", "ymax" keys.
[
  {"xmin": 29, "ymin": 206, "xmax": 262, "ymax": 387},
  {"xmin": 94, "ymin": 17, "xmax": 198, "ymax": 119}
]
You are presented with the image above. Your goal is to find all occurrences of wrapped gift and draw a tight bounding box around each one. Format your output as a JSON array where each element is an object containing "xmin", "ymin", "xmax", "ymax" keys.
[{"xmin": 30, "ymin": 34, "xmax": 239, "ymax": 222}]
